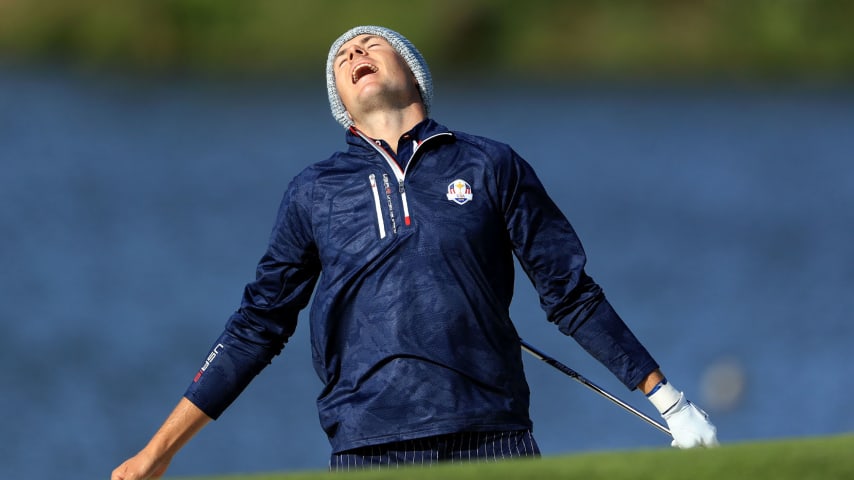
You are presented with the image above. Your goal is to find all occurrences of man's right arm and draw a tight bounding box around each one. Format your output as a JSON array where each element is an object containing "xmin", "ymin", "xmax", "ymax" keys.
[{"xmin": 111, "ymin": 397, "xmax": 211, "ymax": 480}]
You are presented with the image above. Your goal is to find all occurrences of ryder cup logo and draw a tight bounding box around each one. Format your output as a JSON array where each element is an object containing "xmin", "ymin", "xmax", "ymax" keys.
[{"xmin": 446, "ymin": 179, "xmax": 473, "ymax": 205}]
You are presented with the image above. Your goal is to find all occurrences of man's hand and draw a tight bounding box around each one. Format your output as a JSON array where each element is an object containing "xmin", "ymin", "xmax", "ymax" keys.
[
  {"xmin": 111, "ymin": 398, "xmax": 211, "ymax": 479},
  {"xmin": 643, "ymin": 374, "xmax": 719, "ymax": 449},
  {"xmin": 111, "ymin": 450, "xmax": 171, "ymax": 480},
  {"xmin": 662, "ymin": 393, "xmax": 719, "ymax": 448}
]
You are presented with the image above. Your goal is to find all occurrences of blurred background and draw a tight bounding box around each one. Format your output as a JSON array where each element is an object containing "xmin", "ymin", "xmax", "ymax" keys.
[{"xmin": 1, "ymin": 1, "xmax": 852, "ymax": 479}]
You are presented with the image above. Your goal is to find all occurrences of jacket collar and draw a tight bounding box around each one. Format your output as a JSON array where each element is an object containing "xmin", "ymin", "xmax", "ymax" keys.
[{"xmin": 345, "ymin": 118, "xmax": 453, "ymax": 155}]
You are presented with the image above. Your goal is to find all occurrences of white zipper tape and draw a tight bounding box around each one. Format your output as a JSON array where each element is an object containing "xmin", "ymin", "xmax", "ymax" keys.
[{"xmin": 369, "ymin": 174, "xmax": 386, "ymax": 239}]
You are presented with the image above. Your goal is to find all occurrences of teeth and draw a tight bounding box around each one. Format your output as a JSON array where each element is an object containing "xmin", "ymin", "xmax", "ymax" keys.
[{"xmin": 352, "ymin": 63, "xmax": 378, "ymax": 83}]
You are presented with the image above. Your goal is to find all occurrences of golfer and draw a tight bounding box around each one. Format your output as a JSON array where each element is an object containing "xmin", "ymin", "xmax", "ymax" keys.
[{"xmin": 112, "ymin": 25, "xmax": 717, "ymax": 479}]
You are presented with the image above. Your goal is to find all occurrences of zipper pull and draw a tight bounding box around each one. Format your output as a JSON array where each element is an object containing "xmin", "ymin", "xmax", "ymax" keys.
[{"xmin": 398, "ymin": 180, "xmax": 405, "ymax": 194}]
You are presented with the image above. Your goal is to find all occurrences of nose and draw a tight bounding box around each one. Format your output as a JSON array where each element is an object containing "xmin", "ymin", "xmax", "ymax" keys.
[{"xmin": 348, "ymin": 45, "xmax": 366, "ymax": 60}]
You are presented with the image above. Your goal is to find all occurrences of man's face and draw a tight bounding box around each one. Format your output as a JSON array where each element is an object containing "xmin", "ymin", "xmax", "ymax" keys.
[{"xmin": 333, "ymin": 34, "xmax": 419, "ymax": 119}]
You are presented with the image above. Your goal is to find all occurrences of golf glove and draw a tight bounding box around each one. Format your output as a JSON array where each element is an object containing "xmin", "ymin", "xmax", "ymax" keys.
[{"xmin": 647, "ymin": 381, "xmax": 719, "ymax": 449}]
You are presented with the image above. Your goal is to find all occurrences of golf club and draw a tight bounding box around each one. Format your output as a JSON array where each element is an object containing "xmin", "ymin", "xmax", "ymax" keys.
[{"xmin": 519, "ymin": 338, "xmax": 672, "ymax": 437}]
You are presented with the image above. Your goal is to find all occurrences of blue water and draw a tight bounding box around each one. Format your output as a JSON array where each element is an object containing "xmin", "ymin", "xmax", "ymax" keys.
[{"xmin": 1, "ymin": 68, "xmax": 852, "ymax": 479}]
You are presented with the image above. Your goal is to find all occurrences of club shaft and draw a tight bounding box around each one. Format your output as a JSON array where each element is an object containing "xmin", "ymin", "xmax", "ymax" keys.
[{"xmin": 520, "ymin": 339, "xmax": 672, "ymax": 437}]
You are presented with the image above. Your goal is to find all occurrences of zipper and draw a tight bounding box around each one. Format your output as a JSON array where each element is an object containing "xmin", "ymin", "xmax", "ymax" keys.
[
  {"xmin": 368, "ymin": 174, "xmax": 386, "ymax": 239},
  {"xmin": 354, "ymin": 129, "xmax": 454, "ymax": 231},
  {"xmin": 375, "ymin": 145, "xmax": 411, "ymax": 227}
]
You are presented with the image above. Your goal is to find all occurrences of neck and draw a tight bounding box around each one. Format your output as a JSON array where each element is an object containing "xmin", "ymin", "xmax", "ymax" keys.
[{"xmin": 351, "ymin": 103, "xmax": 426, "ymax": 153}]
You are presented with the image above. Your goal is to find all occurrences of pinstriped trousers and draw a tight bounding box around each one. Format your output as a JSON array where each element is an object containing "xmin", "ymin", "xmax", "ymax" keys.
[{"xmin": 329, "ymin": 429, "xmax": 540, "ymax": 471}]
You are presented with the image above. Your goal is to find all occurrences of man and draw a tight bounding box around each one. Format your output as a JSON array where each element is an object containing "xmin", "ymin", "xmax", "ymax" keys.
[{"xmin": 112, "ymin": 25, "xmax": 717, "ymax": 479}]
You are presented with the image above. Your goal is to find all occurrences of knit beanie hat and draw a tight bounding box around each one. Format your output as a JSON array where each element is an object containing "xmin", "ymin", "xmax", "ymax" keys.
[{"xmin": 326, "ymin": 25, "xmax": 433, "ymax": 128}]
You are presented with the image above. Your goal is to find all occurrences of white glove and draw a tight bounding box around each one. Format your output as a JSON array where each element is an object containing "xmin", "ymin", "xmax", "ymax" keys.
[{"xmin": 647, "ymin": 381, "xmax": 719, "ymax": 449}]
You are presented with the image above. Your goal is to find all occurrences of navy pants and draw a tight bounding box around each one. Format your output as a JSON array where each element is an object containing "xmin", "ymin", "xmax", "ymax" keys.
[{"xmin": 329, "ymin": 429, "xmax": 540, "ymax": 471}]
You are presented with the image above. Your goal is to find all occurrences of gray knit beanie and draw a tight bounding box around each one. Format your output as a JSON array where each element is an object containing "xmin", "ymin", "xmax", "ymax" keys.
[{"xmin": 326, "ymin": 25, "xmax": 433, "ymax": 128}]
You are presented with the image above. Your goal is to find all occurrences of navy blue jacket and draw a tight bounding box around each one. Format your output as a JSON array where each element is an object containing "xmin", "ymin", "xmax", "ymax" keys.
[{"xmin": 185, "ymin": 119, "xmax": 659, "ymax": 453}]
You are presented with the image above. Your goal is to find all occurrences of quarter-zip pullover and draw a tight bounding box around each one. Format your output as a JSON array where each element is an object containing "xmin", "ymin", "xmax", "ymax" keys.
[{"xmin": 184, "ymin": 118, "xmax": 659, "ymax": 453}]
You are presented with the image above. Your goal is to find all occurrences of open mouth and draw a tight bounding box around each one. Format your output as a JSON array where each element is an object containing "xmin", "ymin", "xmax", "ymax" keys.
[{"xmin": 351, "ymin": 63, "xmax": 378, "ymax": 84}]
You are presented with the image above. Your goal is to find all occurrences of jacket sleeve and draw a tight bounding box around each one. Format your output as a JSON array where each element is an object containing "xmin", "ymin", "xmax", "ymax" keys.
[
  {"xmin": 498, "ymin": 148, "xmax": 659, "ymax": 390},
  {"xmin": 184, "ymin": 176, "xmax": 321, "ymax": 419}
]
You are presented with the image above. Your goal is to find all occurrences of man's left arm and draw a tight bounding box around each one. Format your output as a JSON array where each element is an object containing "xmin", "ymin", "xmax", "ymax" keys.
[{"xmin": 499, "ymin": 149, "xmax": 718, "ymax": 448}]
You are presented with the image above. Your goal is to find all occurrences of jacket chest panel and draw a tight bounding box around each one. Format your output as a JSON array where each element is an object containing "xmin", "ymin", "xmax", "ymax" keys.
[{"xmin": 315, "ymin": 165, "xmax": 502, "ymax": 265}]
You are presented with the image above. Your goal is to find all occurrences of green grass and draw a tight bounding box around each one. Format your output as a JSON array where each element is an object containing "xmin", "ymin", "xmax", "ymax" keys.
[{"xmin": 176, "ymin": 434, "xmax": 854, "ymax": 480}]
